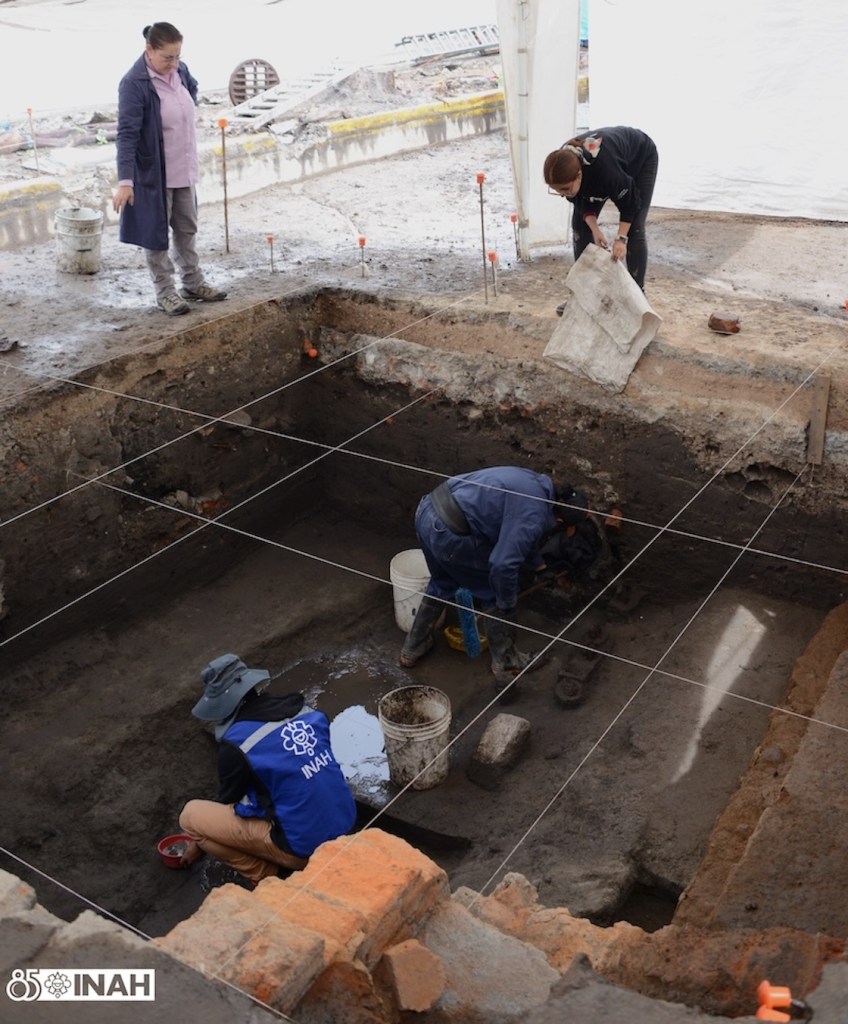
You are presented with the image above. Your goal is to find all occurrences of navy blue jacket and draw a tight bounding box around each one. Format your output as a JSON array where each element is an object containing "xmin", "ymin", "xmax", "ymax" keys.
[
  {"xmin": 417, "ymin": 467, "xmax": 558, "ymax": 610},
  {"xmin": 116, "ymin": 54, "xmax": 198, "ymax": 250},
  {"xmin": 218, "ymin": 692, "xmax": 356, "ymax": 859},
  {"xmin": 568, "ymin": 126, "xmax": 656, "ymax": 224}
]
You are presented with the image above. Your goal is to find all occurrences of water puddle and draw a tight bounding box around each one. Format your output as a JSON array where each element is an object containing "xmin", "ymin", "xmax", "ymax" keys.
[{"xmin": 269, "ymin": 649, "xmax": 406, "ymax": 804}]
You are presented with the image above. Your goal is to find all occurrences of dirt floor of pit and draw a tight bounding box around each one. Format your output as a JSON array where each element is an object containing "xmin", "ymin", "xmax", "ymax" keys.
[{"xmin": 1, "ymin": 496, "xmax": 827, "ymax": 940}]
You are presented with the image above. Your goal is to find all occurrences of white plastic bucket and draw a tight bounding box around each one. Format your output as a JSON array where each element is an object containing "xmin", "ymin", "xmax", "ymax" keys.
[
  {"xmin": 390, "ymin": 548, "xmax": 431, "ymax": 632},
  {"xmin": 378, "ymin": 685, "xmax": 451, "ymax": 789},
  {"xmin": 55, "ymin": 207, "xmax": 103, "ymax": 274}
]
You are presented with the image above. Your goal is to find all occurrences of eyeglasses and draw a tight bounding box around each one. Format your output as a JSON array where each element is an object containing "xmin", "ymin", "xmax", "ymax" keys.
[
  {"xmin": 157, "ymin": 52, "xmax": 182, "ymax": 64},
  {"xmin": 547, "ymin": 180, "xmax": 580, "ymax": 198}
]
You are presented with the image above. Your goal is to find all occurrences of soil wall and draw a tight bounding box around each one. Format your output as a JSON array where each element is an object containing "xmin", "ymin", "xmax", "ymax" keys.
[{"xmin": 3, "ymin": 288, "xmax": 845, "ymax": 650}]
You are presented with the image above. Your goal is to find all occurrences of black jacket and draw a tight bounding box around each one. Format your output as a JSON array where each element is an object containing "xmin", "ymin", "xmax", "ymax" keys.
[{"xmin": 568, "ymin": 126, "xmax": 656, "ymax": 223}]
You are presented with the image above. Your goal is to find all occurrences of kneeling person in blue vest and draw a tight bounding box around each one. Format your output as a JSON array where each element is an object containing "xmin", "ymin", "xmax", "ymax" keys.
[{"xmin": 179, "ymin": 653, "xmax": 356, "ymax": 885}]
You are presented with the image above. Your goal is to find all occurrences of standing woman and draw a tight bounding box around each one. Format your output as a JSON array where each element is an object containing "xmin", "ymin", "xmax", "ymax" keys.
[
  {"xmin": 543, "ymin": 125, "xmax": 658, "ymax": 292},
  {"xmin": 113, "ymin": 23, "xmax": 227, "ymax": 316}
]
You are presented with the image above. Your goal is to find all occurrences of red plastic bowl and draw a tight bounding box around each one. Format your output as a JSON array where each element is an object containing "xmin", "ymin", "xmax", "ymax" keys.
[{"xmin": 157, "ymin": 833, "xmax": 192, "ymax": 869}]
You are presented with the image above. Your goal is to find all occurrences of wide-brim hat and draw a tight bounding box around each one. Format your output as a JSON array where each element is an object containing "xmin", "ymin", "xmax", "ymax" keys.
[{"xmin": 191, "ymin": 653, "xmax": 270, "ymax": 722}]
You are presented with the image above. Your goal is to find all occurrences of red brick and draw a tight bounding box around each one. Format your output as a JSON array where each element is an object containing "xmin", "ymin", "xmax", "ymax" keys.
[
  {"xmin": 297, "ymin": 829, "xmax": 449, "ymax": 966},
  {"xmin": 252, "ymin": 875, "xmax": 367, "ymax": 964},
  {"xmin": 154, "ymin": 884, "xmax": 325, "ymax": 1013},
  {"xmin": 381, "ymin": 938, "xmax": 446, "ymax": 1011}
]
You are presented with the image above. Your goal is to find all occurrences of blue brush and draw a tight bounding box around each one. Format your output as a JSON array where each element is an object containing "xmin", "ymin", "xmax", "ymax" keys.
[{"xmin": 455, "ymin": 587, "xmax": 482, "ymax": 658}]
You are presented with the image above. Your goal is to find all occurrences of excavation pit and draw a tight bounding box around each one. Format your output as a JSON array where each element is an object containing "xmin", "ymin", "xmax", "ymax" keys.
[{"xmin": 2, "ymin": 286, "xmax": 847, "ymax": 996}]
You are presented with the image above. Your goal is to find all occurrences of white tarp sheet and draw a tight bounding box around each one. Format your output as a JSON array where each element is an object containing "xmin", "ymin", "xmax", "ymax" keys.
[
  {"xmin": 496, "ymin": 0, "xmax": 581, "ymax": 254},
  {"xmin": 587, "ymin": 0, "xmax": 848, "ymax": 221},
  {"xmin": 543, "ymin": 244, "xmax": 662, "ymax": 393}
]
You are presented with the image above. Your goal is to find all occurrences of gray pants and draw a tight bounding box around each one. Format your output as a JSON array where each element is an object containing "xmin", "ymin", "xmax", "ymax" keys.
[{"xmin": 145, "ymin": 186, "xmax": 205, "ymax": 300}]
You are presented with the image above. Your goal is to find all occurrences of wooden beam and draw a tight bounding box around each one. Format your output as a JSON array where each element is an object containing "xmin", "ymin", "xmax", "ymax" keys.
[{"xmin": 806, "ymin": 374, "xmax": 831, "ymax": 465}]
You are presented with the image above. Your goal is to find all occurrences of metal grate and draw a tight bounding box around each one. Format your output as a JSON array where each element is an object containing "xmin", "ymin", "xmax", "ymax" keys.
[
  {"xmin": 228, "ymin": 59, "xmax": 281, "ymax": 106},
  {"xmin": 229, "ymin": 63, "xmax": 358, "ymax": 130},
  {"xmin": 226, "ymin": 22, "xmax": 500, "ymax": 130},
  {"xmin": 395, "ymin": 24, "xmax": 500, "ymax": 63}
]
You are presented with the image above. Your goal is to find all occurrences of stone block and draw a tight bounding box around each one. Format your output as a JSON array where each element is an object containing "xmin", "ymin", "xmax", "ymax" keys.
[
  {"xmin": 466, "ymin": 712, "xmax": 531, "ymax": 789},
  {"xmin": 418, "ymin": 898, "xmax": 559, "ymax": 1018},
  {"xmin": 0, "ymin": 917, "xmax": 58, "ymax": 975},
  {"xmin": 708, "ymin": 312, "xmax": 741, "ymax": 334},
  {"xmin": 52, "ymin": 909, "xmax": 149, "ymax": 950},
  {"xmin": 380, "ymin": 937, "xmax": 445, "ymax": 1011},
  {"xmin": 4, "ymin": 905, "xmax": 282, "ymax": 1024},
  {"xmin": 154, "ymin": 884, "xmax": 325, "ymax": 1014},
  {"xmin": 0, "ymin": 869, "xmax": 38, "ymax": 914},
  {"xmin": 0, "ymin": 869, "xmax": 61, "ymax": 965},
  {"xmin": 294, "ymin": 958, "xmax": 389, "ymax": 1024}
]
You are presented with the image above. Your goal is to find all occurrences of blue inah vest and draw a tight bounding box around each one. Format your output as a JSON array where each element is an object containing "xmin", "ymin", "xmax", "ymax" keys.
[{"xmin": 224, "ymin": 708, "xmax": 356, "ymax": 858}]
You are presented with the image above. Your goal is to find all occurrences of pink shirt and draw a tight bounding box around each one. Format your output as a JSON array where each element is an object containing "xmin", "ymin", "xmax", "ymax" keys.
[{"xmin": 147, "ymin": 59, "xmax": 199, "ymax": 188}]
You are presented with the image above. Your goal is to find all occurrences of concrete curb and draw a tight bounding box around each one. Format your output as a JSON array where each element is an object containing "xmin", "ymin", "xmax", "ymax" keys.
[{"xmin": 0, "ymin": 90, "xmax": 506, "ymax": 250}]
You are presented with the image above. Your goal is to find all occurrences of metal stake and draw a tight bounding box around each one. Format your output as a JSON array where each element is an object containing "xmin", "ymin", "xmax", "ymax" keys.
[
  {"xmin": 217, "ymin": 118, "xmax": 230, "ymax": 253},
  {"xmin": 477, "ymin": 172, "xmax": 488, "ymax": 301},
  {"xmin": 26, "ymin": 107, "xmax": 40, "ymax": 174}
]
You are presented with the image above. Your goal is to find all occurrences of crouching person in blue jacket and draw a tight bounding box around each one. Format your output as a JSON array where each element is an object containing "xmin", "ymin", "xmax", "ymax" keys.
[
  {"xmin": 179, "ymin": 653, "xmax": 356, "ymax": 885},
  {"xmin": 399, "ymin": 466, "xmax": 592, "ymax": 688}
]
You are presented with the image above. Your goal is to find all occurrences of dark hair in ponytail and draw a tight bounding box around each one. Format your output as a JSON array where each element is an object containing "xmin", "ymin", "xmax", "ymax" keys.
[
  {"xmin": 542, "ymin": 140, "xmax": 585, "ymax": 187},
  {"xmin": 143, "ymin": 22, "xmax": 183, "ymax": 49}
]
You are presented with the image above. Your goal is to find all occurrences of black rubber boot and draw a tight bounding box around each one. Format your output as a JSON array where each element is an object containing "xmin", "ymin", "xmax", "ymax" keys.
[
  {"xmin": 487, "ymin": 609, "xmax": 539, "ymax": 686},
  {"xmin": 399, "ymin": 596, "xmax": 443, "ymax": 668}
]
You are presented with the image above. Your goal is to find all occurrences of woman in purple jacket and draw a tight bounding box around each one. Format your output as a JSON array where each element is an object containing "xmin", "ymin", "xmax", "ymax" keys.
[
  {"xmin": 113, "ymin": 23, "xmax": 227, "ymax": 316},
  {"xmin": 543, "ymin": 125, "xmax": 658, "ymax": 292}
]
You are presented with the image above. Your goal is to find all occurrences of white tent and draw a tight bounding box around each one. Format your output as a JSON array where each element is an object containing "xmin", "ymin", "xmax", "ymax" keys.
[
  {"xmin": 499, "ymin": 0, "xmax": 848, "ymax": 250},
  {"xmin": 496, "ymin": 0, "xmax": 581, "ymax": 256}
]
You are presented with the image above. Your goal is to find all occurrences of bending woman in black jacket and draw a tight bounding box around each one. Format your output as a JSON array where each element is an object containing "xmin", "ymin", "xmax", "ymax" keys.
[{"xmin": 543, "ymin": 126, "xmax": 658, "ymax": 291}]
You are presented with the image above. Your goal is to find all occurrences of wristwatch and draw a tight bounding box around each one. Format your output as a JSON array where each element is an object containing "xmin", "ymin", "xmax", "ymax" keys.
[{"xmin": 616, "ymin": 235, "xmax": 629, "ymax": 243}]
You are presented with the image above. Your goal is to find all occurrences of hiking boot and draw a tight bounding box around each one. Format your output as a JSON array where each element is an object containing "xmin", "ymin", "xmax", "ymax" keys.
[
  {"xmin": 157, "ymin": 293, "xmax": 190, "ymax": 316},
  {"xmin": 199, "ymin": 859, "xmax": 253, "ymax": 893},
  {"xmin": 180, "ymin": 284, "xmax": 228, "ymax": 302}
]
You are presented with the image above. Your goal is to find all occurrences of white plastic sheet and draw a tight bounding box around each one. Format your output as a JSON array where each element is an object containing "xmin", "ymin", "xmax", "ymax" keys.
[{"xmin": 543, "ymin": 244, "xmax": 661, "ymax": 393}]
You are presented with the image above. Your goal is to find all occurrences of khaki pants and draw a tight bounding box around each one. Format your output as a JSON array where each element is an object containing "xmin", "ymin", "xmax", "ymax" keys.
[
  {"xmin": 179, "ymin": 799, "xmax": 307, "ymax": 883},
  {"xmin": 145, "ymin": 186, "xmax": 205, "ymax": 300}
]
